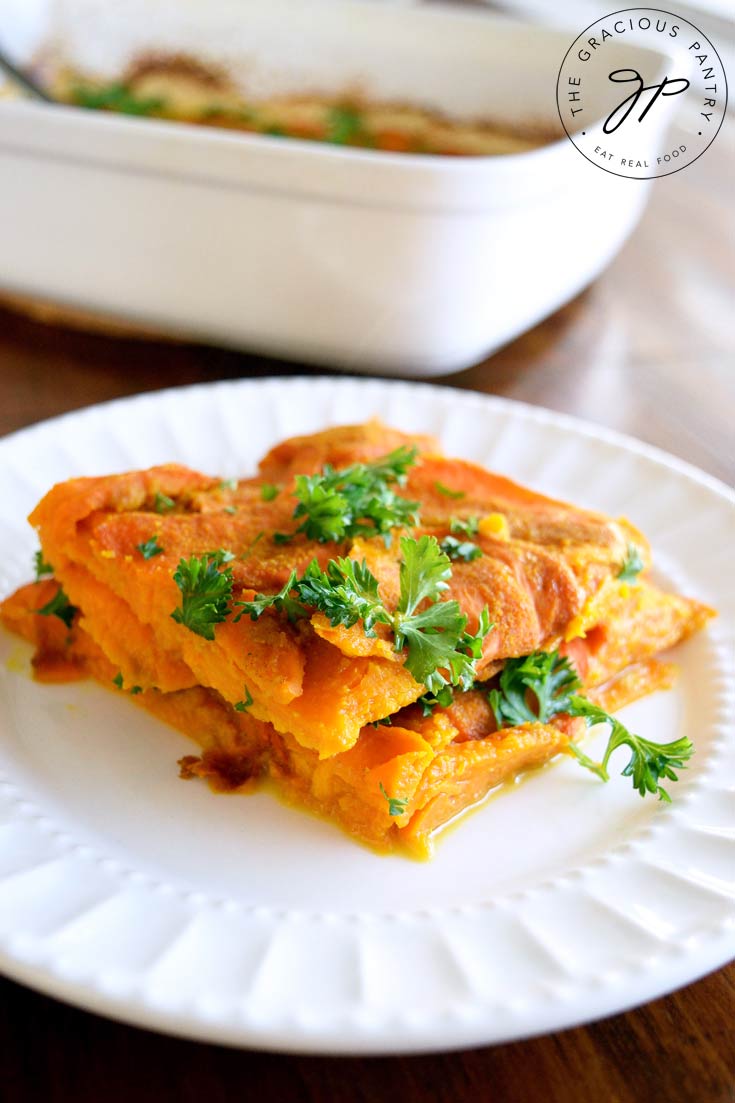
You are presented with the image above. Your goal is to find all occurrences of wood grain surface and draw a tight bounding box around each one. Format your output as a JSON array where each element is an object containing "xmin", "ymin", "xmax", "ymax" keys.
[{"xmin": 0, "ymin": 106, "xmax": 732, "ymax": 1103}]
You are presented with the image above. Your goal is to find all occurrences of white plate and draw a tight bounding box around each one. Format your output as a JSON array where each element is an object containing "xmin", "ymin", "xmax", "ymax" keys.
[{"xmin": 0, "ymin": 378, "xmax": 733, "ymax": 1054}]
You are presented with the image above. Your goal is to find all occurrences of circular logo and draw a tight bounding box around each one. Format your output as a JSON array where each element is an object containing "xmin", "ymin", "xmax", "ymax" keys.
[{"xmin": 556, "ymin": 7, "xmax": 728, "ymax": 178}]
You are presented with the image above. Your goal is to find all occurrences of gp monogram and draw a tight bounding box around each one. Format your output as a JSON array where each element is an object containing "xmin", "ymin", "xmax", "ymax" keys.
[{"xmin": 556, "ymin": 8, "xmax": 727, "ymax": 179}]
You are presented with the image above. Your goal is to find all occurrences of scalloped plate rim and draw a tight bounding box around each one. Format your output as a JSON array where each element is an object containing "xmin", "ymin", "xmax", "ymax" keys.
[{"xmin": 0, "ymin": 376, "xmax": 733, "ymax": 1054}]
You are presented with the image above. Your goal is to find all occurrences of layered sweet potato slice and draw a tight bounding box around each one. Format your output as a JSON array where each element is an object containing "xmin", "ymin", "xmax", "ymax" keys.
[{"xmin": 0, "ymin": 422, "xmax": 714, "ymax": 856}]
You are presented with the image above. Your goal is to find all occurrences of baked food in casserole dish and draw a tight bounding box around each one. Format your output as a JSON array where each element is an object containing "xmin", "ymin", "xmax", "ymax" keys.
[
  {"xmin": 50, "ymin": 54, "xmax": 553, "ymax": 157},
  {"xmin": 0, "ymin": 422, "xmax": 713, "ymax": 857}
]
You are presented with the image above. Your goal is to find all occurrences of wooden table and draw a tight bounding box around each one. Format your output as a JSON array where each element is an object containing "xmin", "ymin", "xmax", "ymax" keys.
[{"xmin": 1, "ymin": 119, "xmax": 733, "ymax": 1103}]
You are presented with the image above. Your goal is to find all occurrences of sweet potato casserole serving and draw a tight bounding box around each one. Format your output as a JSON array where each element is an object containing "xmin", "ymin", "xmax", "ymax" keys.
[{"xmin": 0, "ymin": 423, "xmax": 713, "ymax": 857}]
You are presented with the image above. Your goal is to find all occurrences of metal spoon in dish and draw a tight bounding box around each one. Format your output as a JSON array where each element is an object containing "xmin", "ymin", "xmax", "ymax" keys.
[{"xmin": 0, "ymin": 51, "xmax": 53, "ymax": 101}]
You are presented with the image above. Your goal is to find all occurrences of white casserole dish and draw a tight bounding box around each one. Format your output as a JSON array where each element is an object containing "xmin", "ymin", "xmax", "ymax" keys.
[{"xmin": 0, "ymin": 0, "xmax": 670, "ymax": 375}]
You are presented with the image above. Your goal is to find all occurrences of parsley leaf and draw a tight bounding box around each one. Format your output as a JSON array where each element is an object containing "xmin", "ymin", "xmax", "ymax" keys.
[
  {"xmin": 396, "ymin": 600, "xmax": 469, "ymax": 693},
  {"xmin": 240, "ymin": 532, "xmax": 264, "ymax": 561},
  {"xmin": 112, "ymin": 671, "xmax": 143, "ymax": 694},
  {"xmin": 327, "ymin": 105, "xmax": 365, "ymax": 145},
  {"xmin": 234, "ymin": 687, "xmax": 254, "ymax": 712},
  {"xmin": 439, "ymin": 535, "xmax": 482, "ymax": 563},
  {"xmin": 297, "ymin": 557, "xmax": 391, "ymax": 637},
  {"xmin": 33, "ymin": 550, "xmax": 54, "ymax": 580},
  {"xmin": 72, "ymin": 82, "xmax": 165, "ymax": 116},
  {"xmin": 398, "ymin": 534, "xmax": 450, "ymax": 614},
  {"xmin": 136, "ymin": 535, "xmax": 164, "ymax": 559},
  {"xmin": 287, "ymin": 446, "xmax": 419, "ymax": 544},
  {"xmin": 153, "ymin": 491, "xmax": 175, "ymax": 514},
  {"xmin": 434, "ymin": 480, "xmax": 465, "ymax": 500},
  {"xmin": 234, "ymin": 569, "xmax": 306, "ymax": 624},
  {"xmin": 488, "ymin": 650, "xmax": 581, "ymax": 728},
  {"xmin": 236, "ymin": 536, "xmax": 492, "ymax": 697},
  {"xmin": 219, "ymin": 478, "xmax": 238, "ymax": 491},
  {"xmin": 489, "ymin": 648, "xmax": 693, "ymax": 801},
  {"xmin": 38, "ymin": 586, "xmax": 77, "ymax": 629},
  {"xmin": 171, "ymin": 550, "xmax": 234, "ymax": 640},
  {"xmin": 394, "ymin": 537, "xmax": 492, "ymax": 696},
  {"xmin": 379, "ymin": 782, "xmax": 409, "ymax": 817},
  {"xmin": 260, "ymin": 483, "xmax": 279, "ymax": 502},
  {"xmin": 418, "ymin": 685, "xmax": 455, "ymax": 715},
  {"xmin": 566, "ymin": 697, "xmax": 693, "ymax": 802},
  {"xmin": 450, "ymin": 516, "xmax": 480, "ymax": 537},
  {"xmin": 618, "ymin": 544, "xmax": 645, "ymax": 582}
]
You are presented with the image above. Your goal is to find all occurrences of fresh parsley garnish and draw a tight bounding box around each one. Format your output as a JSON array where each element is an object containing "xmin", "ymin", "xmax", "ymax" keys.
[
  {"xmin": 241, "ymin": 532, "xmax": 264, "ymax": 561},
  {"xmin": 379, "ymin": 782, "xmax": 408, "ymax": 817},
  {"xmin": 298, "ymin": 557, "xmax": 391, "ymax": 635},
  {"xmin": 260, "ymin": 483, "xmax": 279, "ymax": 502},
  {"xmin": 153, "ymin": 491, "xmax": 175, "ymax": 514},
  {"xmin": 489, "ymin": 651, "xmax": 580, "ymax": 728},
  {"xmin": 370, "ymin": 716, "xmax": 393, "ymax": 728},
  {"xmin": 171, "ymin": 550, "xmax": 235, "ymax": 640},
  {"xmin": 234, "ymin": 687, "xmax": 254, "ymax": 712},
  {"xmin": 286, "ymin": 446, "xmax": 419, "ymax": 545},
  {"xmin": 566, "ymin": 698, "xmax": 693, "ymax": 802},
  {"xmin": 72, "ymin": 82, "xmax": 165, "ymax": 116},
  {"xmin": 38, "ymin": 586, "xmax": 77, "ymax": 629},
  {"xmin": 236, "ymin": 536, "xmax": 492, "ymax": 696},
  {"xmin": 450, "ymin": 516, "xmax": 480, "ymax": 537},
  {"xmin": 112, "ymin": 671, "xmax": 142, "ymax": 694},
  {"xmin": 618, "ymin": 544, "xmax": 645, "ymax": 582},
  {"xmin": 394, "ymin": 537, "xmax": 491, "ymax": 696},
  {"xmin": 234, "ymin": 569, "xmax": 307, "ymax": 624},
  {"xmin": 489, "ymin": 648, "xmax": 693, "ymax": 801},
  {"xmin": 219, "ymin": 478, "xmax": 238, "ymax": 491},
  {"xmin": 434, "ymin": 481, "xmax": 465, "ymax": 500},
  {"xmin": 136, "ymin": 535, "xmax": 164, "ymax": 559},
  {"xmin": 418, "ymin": 686, "xmax": 455, "ymax": 716},
  {"xmin": 33, "ymin": 551, "xmax": 54, "ymax": 580},
  {"xmin": 327, "ymin": 105, "xmax": 365, "ymax": 145},
  {"xmin": 439, "ymin": 535, "xmax": 482, "ymax": 563}
]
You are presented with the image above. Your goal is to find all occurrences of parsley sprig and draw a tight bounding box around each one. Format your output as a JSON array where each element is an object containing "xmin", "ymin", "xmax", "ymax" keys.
[
  {"xmin": 489, "ymin": 649, "xmax": 693, "ymax": 801},
  {"xmin": 418, "ymin": 686, "xmax": 455, "ymax": 715},
  {"xmin": 38, "ymin": 586, "xmax": 77, "ymax": 629},
  {"xmin": 171, "ymin": 550, "xmax": 234, "ymax": 640},
  {"xmin": 234, "ymin": 687, "xmax": 254, "ymax": 713},
  {"xmin": 34, "ymin": 551, "xmax": 54, "ymax": 580},
  {"xmin": 327, "ymin": 105, "xmax": 367, "ymax": 145},
  {"xmin": 450, "ymin": 516, "xmax": 479, "ymax": 537},
  {"xmin": 236, "ymin": 535, "xmax": 492, "ymax": 695},
  {"xmin": 618, "ymin": 544, "xmax": 645, "ymax": 582},
  {"xmin": 137, "ymin": 535, "xmax": 164, "ymax": 559},
  {"xmin": 434, "ymin": 481, "xmax": 465, "ymax": 500},
  {"xmin": 279, "ymin": 446, "xmax": 419, "ymax": 545},
  {"xmin": 153, "ymin": 491, "xmax": 175, "ymax": 514},
  {"xmin": 488, "ymin": 651, "xmax": 579, "ymax": 727},
  {"xmin": 260, "ymin": 483, "xmax": 279, "ymax": 502},
  {"xmin": 379, "ymin": 782, "xmax": 409, "ymax": 817},
  {"xmin": 72, "ymin": 82, "xmax": 165, "ymax": 117},
  {"xmin": 565, "ymin": 698, "xmax": 693, "ymax": 802},
  {"xmin": 439, "ymin": 535, "xmax": 482, "ymax": 563},
  {"xmin": 234, "ymin": 569, "xmax": 307, "ymax": 624}
]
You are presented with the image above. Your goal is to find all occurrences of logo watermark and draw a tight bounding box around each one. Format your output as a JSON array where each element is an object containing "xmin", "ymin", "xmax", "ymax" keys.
[{"xmin": 556, "ymin": 8, "xmax": 727, "ymax": 178}]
